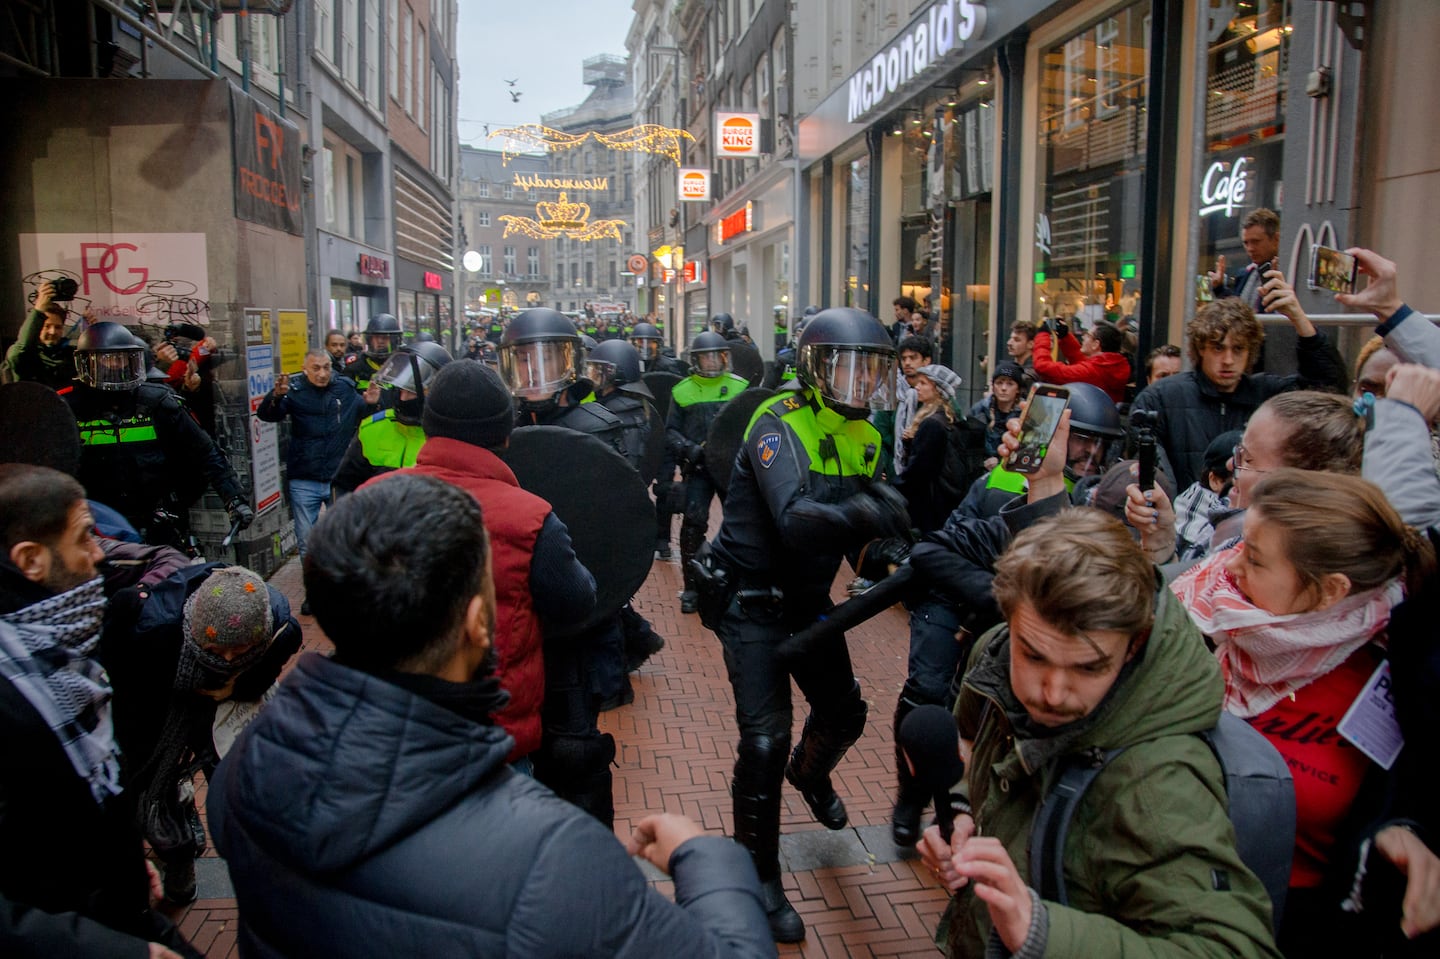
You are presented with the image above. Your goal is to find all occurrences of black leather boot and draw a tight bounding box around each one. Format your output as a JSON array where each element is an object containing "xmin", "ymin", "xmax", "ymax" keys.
[
  {"xmin": 733, "ymin": 736, "xmax": 804, "ymax": 943},
  {"xmin": 785, "ymin": 695, "xmax": 867, "ymax": 831},
  {"xmin": 678, "ymin": 524, "xmax": 707, "ymax": 614}
]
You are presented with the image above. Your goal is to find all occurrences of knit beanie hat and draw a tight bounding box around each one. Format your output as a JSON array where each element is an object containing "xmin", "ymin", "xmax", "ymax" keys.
[
  {"xmin": 183, "ymin": 566, "xmax": 273, "ymax": 650},
  {"xmin": 915, "ymin": 364, "xmax": 961, "ymax": 402},
  {"xmin": 422, "ymin": 361, "xmax": 514, "ymax": 449},
  {"xmin": 992, "ymin": 361, "xmax": 1026, "ymax": 384}
]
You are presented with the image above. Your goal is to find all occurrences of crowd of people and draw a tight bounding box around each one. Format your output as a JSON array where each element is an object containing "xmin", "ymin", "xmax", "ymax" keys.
[{"xmin": 2, "ymin": 226, "xmax": 1438, "ymax": 958}]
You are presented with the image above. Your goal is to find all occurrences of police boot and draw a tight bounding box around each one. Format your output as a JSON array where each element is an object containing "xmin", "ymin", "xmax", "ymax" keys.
[
  {"xmin": 679, "ymin": 525, "xmax": 707, "ymax": 614},
  {"xmin": 891, "ymin": 695, "xmax": 929, "ymax": 847},
  {"xmin": 733, "ymin": 735, "xmax": 804, "ymax": 943},
  {"xmin": 785, "ymin": 692, "xmax": 868, "ymax": 831}
]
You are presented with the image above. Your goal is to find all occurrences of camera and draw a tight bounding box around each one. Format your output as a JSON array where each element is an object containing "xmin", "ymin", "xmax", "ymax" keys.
[
  {"xmin": 1129, "ymin": 409, "xmax": 1160, "ymax": 431},
  {"xmin": 50, "ymin": 276, "xmax": 79, "ymax": 302}
]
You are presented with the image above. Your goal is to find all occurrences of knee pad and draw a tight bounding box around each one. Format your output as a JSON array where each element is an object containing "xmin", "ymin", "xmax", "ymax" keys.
[{"xmin": 735, "ymin": 733, "xmax": 790, "ymax": 782}]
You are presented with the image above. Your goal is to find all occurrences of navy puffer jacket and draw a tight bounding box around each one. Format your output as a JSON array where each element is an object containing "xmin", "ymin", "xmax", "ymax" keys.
[
  {"xmin": 209, "ymin": 654, "xmax": 776, "ymax": 959},
  {"xmin": 255, "ymin": 374, "xmax": 364, "ymax": 482}
]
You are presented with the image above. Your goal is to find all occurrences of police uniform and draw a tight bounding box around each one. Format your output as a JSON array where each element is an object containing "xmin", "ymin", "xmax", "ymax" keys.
[
  {"xmin": 62, "ymin": 382, "xmax": 245, "ymax": 538},
  {"xmin": 331, "ymin": 408, "xmax": 427, "ymax": 494},
  {"xmin": 592, "ymin": 391, "xmax": 657, "ymax": 473},
  {"xmin": 667, "ymin": 365, "xmax": 749, "ymax": 606},
  {"xmin": 339, "ymin": 352, "xmax": 384, "ymax": 391},
  {"xmin": 702, "ymin": 308, "xmax": 906, "ymax": 941}
]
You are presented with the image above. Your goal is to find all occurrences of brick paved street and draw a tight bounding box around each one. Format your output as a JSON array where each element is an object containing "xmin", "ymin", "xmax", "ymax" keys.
[{"xmin": 166, "ymin": 522, "xmax": 950, "ymax": 957}]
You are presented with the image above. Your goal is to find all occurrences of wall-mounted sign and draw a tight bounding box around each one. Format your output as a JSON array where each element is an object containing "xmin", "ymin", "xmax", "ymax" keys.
[
  {"xmin": 1199, "ymin": 156, "xmax": 1252, "ymax": 218},
  {"xmin": 627, "ymin": 254, "xmax": 649, "ymax": 274},
  {"xmin": 231, "ymin": 87, "xmax": 303, "ymax": 236},
  {"xmin": 462, "ymin": 250, "xmax": 483, "ymax": 272},
  {"xmin": 846, "ymin": 0, "xmax": 988, "ymax": 123},
  {"xmin": 1035, "ymin": 213, "xmax": 1052, "ymax": 259},
  {"xmin": 678, "ymin": 167, "xmax": 711, "ymax": 202},
  {"xmin": 715, "ymin": 112, "xmax": 761, "ymax": 158},
  {"xmin": 716, "ymin": 202, "xmax": 755, "ymax": 245},
  {"xmin": 423, "ymin": 271, "xmax": 443, "ymax": 291},
  {"xmin": 683, "ymin": 260, "xmax": 703, "ymax": 284},
  {"xmin": 20, "ymin": 233, "xmax": 210, "ymax": 323},
  {"xmin": 358, "ymin": 253, "xmax": 390, "ymax": 280},
  {"xmin": 512, "ymin": 173, "xmax": 610, "ymax": 192}
]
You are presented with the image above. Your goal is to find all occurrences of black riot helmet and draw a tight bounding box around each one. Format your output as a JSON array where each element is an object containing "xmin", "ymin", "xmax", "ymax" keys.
[
  {"xmin": 710, "ymin": 312, "xmax": 735, "ymax": 335},
  {"xmin": 74, "ymin": 321, "xmax": 146, "ymax": 391},
  {"xmin": 629, "ymin": 322, "xmax": 663, "ymax": 362},
  {"xmin": 796, "ymin": 307, "xmax": 898, "ymax": 419},
  {"xmin": 364, "ymin": 313, "xmax": 403, "ymax": 360},
  {"xmin": 413, "ymin": 330, "xmax": 436, "ymax": 344},
  {"xmin": 373, "ymin": 341, "xmax": 452, "ymax": 424},
  {"xmin": 688, "ymin": 331, "xmax": 731, "ymax": 378},
  {"xmin": 1061, "ymin": 381, "xmax": 1124, "ymax": 479},
  {"xmin": 585, "ymin": 339, "xmax": 643, "ymax": 395},
  {"xmin": 498, "ymin": 308, "xmax": 581, "ymax": 403}
]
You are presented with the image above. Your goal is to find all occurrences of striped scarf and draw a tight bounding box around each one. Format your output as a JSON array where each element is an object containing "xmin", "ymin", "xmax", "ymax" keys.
[
  {"xmin": 0, "ymin": 576, "xmax": 122, "ymax": 803},
  {"xmin": 1171, "ymin": 545, "xmax": 1402, "ymax": 718}
]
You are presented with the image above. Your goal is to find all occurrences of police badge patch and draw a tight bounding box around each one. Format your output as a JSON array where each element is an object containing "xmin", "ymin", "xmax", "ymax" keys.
[{"xmin": 756, "ymin": 431, "xmax": 782, "ymax": 469}]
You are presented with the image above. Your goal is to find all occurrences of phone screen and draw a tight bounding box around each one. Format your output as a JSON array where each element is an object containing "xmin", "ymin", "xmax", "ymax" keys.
[
  {"xmin": 1005, "ymin": 385, "xmax": 1070, "ymax": 474},
  {"xmin": 1309, "ymin": 246, "xmax": 1357, "ymax": 294}
]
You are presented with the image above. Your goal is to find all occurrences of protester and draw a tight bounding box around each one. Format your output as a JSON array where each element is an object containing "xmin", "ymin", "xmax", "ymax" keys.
[
  {"xmin": 4, "ymin": 281, "xmax": 76, "ymax": 389},
  {"xmin": 971, "ymin": 361, "xmax": 1025, "ymax": 468},
  {"xmin": 209, "ymin": 475, "xmax": 776, "ymax": 959},
  {"xmin": 0, "ymin": 463, "xmax": 200, "ymax": 958},
  {"xmin": 1005, "ymin": 320, "xmax": 1037, "ymax": 384},
  {"xmin": 1208, "ymin": 208, "xmax": 1281, "ymax": 310},
  {"xmin": 1032, "ymin": 319, "xmax": 1130, "ymax": 402},
  {"xmin": 1171, "ymin": 470, "xmax": 1440, "ymax": 955},
  {"xmin": 894, "ymin": 364, "xmax": 964, "ymax": 532},
  {"xmin": 1170, "ymin": 430, "xmax": 1242, "ymax": 562},
  {"xmin": 1146, "ymin": 343, "xmax": 1184, "ymax": 382}
]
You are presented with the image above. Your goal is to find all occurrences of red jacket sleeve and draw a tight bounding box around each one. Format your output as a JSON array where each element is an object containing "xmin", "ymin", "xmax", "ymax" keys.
[{"xmin": 1031, "ymin": 331, "xmax": 1130, "ymax": 402}]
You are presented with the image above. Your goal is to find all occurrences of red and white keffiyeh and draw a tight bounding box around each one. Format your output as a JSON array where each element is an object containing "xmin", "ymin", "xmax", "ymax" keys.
[{"xmin": 1171, "ymin": 545, "xmax": 1403, "ymax": 718}]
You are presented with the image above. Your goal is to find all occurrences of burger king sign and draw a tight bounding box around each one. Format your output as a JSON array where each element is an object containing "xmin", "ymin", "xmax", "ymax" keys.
[
  {"xmin": 715, "ymin": 112, "xmax": 761, "ymax": 158},
  {"xmin": 678, "ymin": 167, "xmax": 710, "ymax": 202}
]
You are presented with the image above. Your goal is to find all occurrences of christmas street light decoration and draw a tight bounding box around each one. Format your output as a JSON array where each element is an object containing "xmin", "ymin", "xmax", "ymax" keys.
[
  {"xmin": 489, "ymin": 123, "xmax": 694, "ymax": 166},
  {"xmin": 499, "ymin": 192, "xmax": 626, "ymax": 242}
]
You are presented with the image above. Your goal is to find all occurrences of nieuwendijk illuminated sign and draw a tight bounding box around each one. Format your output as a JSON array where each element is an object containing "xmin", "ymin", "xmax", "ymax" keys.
[{"xmin": 846, "ymin": 0, "xmax": 988, "ymax": 123}]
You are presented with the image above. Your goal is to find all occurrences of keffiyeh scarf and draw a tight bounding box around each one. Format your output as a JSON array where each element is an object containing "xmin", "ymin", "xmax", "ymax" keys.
[
  {"xmin": 0, "ymin": 576, "xmax": 122, "ymax": 803},
  {"xmin": 1171, "ymin": 546, "xmax": 1402, "ymax": 718}
]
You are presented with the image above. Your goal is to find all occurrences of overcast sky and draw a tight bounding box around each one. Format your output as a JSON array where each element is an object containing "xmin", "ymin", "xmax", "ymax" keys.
[{"xmin": 455, "ymin": 1, "xmax": 636, "ymax": 146}]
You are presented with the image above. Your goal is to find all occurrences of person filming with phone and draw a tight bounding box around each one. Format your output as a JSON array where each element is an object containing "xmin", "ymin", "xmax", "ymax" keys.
[
  {"xmin": 1208, "ymin": 208, "xmax": 1282, "ymax": 310},
  {"xmin": 4, "ymin": 279, "xmax": 78, "ymax": 390}
]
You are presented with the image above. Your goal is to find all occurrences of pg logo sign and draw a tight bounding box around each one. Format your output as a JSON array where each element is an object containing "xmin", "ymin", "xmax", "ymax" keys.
[{"xmin": 715, "ymin": 113, "xmax": 761, "ymax": 158}]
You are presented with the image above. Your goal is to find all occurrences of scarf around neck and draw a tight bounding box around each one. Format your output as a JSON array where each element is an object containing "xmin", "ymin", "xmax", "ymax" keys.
[
  {"xmin": 1171, "ymin": 546, "xmax": 1402, "ymax": 718},
  {"xmin": 0, "ymin": 576, "xmax": 122, "ymax": 803}
]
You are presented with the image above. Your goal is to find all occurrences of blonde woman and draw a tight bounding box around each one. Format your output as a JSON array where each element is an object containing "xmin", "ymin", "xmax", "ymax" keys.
[{"xmin": 895, "ymin": 364, "xmax": 962, "ymax": 531}]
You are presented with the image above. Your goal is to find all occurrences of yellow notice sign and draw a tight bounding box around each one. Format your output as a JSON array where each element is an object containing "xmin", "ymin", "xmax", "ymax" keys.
[{"xmin": 278, "ymin": 310, "xmax": 309, "ymax": 373}]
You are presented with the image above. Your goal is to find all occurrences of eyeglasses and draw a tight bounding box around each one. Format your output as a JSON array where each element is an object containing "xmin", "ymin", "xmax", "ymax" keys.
[{"xmin": 1231, "ymin": 443, "xmax": 1268, "ymax": 475}]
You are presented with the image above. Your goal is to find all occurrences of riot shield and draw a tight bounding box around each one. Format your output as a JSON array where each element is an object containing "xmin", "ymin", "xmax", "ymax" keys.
[
  {"xmin": 728, "ymin": 341, "xmax": 764, "ymax": 388},
  {"xmin": 642, "ymin": 371, "xmax": 682, "ymax": 422},
  {"xmin": 638, "ymin": 398, "xmax": 666, "ymax": 486},
  {"xmin": 704, "ymin": 387, "xmax": 775, "ymax": 495},
  {"xmin": 501, "ymin": 426, "xmax": 654, "ymax": 636}
]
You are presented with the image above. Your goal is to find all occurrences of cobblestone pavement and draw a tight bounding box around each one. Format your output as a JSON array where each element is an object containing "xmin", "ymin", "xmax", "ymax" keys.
[{"xmin": 167, "ymin": 520, "xmax": 950, "ymax": 957}]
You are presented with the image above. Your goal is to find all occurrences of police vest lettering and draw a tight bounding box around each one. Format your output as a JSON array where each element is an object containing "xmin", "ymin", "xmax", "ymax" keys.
[
  {"xmin": 847, "ymin": 0, "xmax": 988, "ymax": 123},
  {"xmin": 357, "ymin": 410, "xmax": 426, "ymax": 468},
  {"xmin": 77, "ymin": 415, "xmax": 159, "ymax": 446}
]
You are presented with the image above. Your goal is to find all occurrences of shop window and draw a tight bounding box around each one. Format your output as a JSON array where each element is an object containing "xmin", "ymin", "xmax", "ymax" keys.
[
  {"xmin": 1034, "ymin": 0, "xmax": 1151, "ymax": 328},
  {"xmin": 844, "ymin": 155, "xmax": 871, "ymax": 312}
]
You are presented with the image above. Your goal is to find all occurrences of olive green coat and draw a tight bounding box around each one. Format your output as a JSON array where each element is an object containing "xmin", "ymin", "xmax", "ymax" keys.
[{"xmin": 946, "ymin": 587, "xmax": 1280, "ymax": 959}]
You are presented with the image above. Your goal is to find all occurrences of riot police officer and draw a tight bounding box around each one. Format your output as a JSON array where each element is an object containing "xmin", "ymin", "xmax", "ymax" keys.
[
  {"xmin": 629, "ymin": 322, "xmax": 686, "ymax": 376},
  {"xmin": 668, "ymin": 332, "xmax": 749, "ymax": 613},
  {"xmin": 60, "ymin": 322, "xmax": 253, "ymax": 544},
  {"xmin": 499, "ymin": 308, "xmax": 625, "ymax": 446},
  {"xmin": 584, "ymin": 339, "xmax": 657, "ymax": 472},
  {"xmin": 332, "ymin": 341, "xmax": 451, "ymax": 493},
  {"xmin": 697, "ymin": 308, "xmax": 909, "ymax": 942},
  {"xmin": 340, "ymin": 312, "xmax": 403, "ymax": 394}
]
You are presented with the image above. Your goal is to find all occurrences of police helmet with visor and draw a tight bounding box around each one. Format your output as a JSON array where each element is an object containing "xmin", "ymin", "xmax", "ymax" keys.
[
  {"xmin": 796, "ymin": 308, "xmax": 897, "ymax": 418},
  {"xmin": 74, "ymin": 321, "xmax": 146, "ymax": 391},
  {"xmin": 688, "ymin": 331, "xmax": 731, "ymax": 378},
  {"xmin": 585, "ymin": 339, "xmax": 642, "ymax": 394},
  {"xmin": 629, "ymin": 322, "xmax": 662, "ymax": 362},
  {"xmin": 1061, "ymin": 381, "xmax": 1123, "ymax": 478},
  {"xmin": 498, "ymin": 308, "xmax": 581, "ymax": 402},
  {"xmin": 364, "ymin": 313, "xmax": 404, "ymax": 360}
]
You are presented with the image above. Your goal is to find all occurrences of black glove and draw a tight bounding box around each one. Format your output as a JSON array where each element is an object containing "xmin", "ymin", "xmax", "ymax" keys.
[
  {"xmin": 837, "ymin": 485, "xmax": 910, "ymax": 542},
  {"xmin": 226, "ymin": 498, "xmax": 255, "ymax": 530},
  {"xmin": 866, "ymin": 483, "xmax": 914, "ymax": 540},
  {"xmin": 685, "ymin": 442, "xmax": 705, "ymax": 466},
  {"xmin": 857, "ymin": 536, "xmax": 911, "ymax": 581}
]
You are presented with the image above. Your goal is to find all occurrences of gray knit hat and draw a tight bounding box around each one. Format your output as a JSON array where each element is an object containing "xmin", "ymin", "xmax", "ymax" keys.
[
  {"xmin": 915, "ymin": 364, "xmax": 961, "ymax": 402},
  {"xmin": 183, "ymin": 566, "xmax": 273, "ymax": 650}
]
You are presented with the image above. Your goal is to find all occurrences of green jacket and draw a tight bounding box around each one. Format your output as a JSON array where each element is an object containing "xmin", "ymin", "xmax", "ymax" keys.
[{"xmin": 947, "ymin": 587, "xmax": 1279, "ymax": 959}]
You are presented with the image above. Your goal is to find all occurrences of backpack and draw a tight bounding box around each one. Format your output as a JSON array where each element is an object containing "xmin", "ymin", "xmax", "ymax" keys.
[
  {"xmin": 936, "ymin": 415, "xmax": 988, "ymax": 503},
  {"xmin": 1028, "ymin": 710, "xmax": 1295, "ymax": 929}
]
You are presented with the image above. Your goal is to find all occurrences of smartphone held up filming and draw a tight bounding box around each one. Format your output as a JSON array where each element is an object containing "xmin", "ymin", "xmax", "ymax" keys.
[
  {"xmin": 1308, "ymin": 245, "xmax": 1357, "ymax": 295},
  {"xmin": 1005, "ymin": 384, "xmax": 1070, "ymax": 474}
]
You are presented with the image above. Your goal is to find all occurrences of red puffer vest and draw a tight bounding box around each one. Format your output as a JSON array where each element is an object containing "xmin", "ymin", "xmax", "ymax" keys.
[{"xmin": 372, "ymin": 438, "xmax": 550, "ymax": 759}]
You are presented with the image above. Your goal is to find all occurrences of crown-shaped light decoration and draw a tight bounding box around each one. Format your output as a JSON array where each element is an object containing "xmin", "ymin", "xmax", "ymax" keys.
[
  {"xmin": 490, "ymin": 123, "xmax": 694, "ymax": 166},
  {"xmin": 500, "ymin": 192, "xmax": 626, "ymax": 242}
]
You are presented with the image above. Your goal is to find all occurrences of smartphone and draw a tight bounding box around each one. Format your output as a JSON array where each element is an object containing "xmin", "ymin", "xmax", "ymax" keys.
[
  {"xmin": 1005, "ymin": 384, "xmax": 1070, "ymax": 475},
  {"xmin": 1308, "ymin": 245, "xmax": 1357, "ymax": 294}
]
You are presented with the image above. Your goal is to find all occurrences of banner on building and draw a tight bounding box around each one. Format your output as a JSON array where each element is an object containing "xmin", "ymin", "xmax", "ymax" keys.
[
  {"xmin": 231, "ymin": 85, "xmax": 304, "ymax": 236},
  {"xmin": 19, "ymin": 232, "xmax": 210, "ymax": 326}
]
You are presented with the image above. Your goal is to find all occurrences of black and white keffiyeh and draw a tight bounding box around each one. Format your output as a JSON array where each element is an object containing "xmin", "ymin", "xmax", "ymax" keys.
[{"xmin": 0, "ymin": 576, "xmax": 122, "ymax": 804}]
